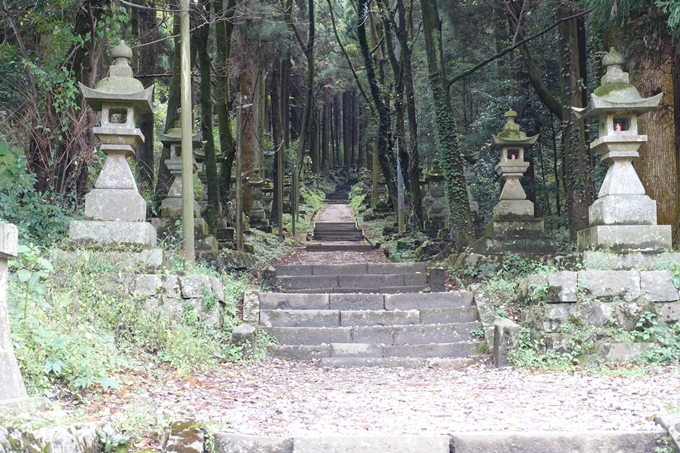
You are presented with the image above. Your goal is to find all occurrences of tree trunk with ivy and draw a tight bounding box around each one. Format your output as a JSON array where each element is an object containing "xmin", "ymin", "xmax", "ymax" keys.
[{"xmin": 419, "ymin": 0, "xmax": 473, "ymax": 247}]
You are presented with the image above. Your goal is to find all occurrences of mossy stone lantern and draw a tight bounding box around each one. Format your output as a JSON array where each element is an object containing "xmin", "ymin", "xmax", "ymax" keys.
[
  {"xmin": 573, "ymin": 48, "xmax": 670, "ymax": 251},
  {"xmin": 157, "ymin": 126, "xmax": 202, "ymax": 219},
  {"xmin": 474, "ymin": 109, "xmax": 555, "ymax": 255},
  {"xmin": 71, "ymin": 40, "xmax": 156, "ymax": 247}
]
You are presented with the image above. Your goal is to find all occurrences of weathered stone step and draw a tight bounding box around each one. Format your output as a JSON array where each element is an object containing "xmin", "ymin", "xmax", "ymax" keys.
[
  {"xmin": 287, "ymin": 286, "xmax": 428, "ymax": 294},
  {"xmin": 275, "ymin": 262, "xmax": 427, "ymax": 276},
  {"xmin": 267, "ymin": 341, "xmax": 480, "ymax": 360},
  {"xmin": 214, "ymin": 431, "xmax": 668, "ymax": 453},
  {"xmin": 259, "ymin": 292, "xmax": 474, "ymax": 310},
  {"xmin": 259, "ymin": 306, "xmax": 479, "ymax": 327},
  {"xmin": 276, "ymin": 273, "xmax": 428, "ymax": 290},
  {"xmin": 313, "ymin": 222, "xmax": 358, "ymax": 228},
  {"xmin": 305, "ymin": 244, "xmax": 375, "ymax": 252},
  {"xmin": 312, "ymin": 235, "xmax": 364, "ymax": 241},
  {"xmin": 264, "ymin": 321, "xmax": 480, "ymax": 345}
]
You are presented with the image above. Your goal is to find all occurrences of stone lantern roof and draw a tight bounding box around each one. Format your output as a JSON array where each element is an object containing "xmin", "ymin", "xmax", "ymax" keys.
[
  {"xmin": 491, "ymin": 109, "xmax": 538, "ymax": 148},
  {"xmin": 572, "ymin": 48, "xmax": 662, "ymax": 120},
  {"xmin": 79, "ymin": 40, "xmax": 154, "ymax": 113},
  {"xmin": 158, "ymin": 127, "xmax": 203, "ymax": 149}
]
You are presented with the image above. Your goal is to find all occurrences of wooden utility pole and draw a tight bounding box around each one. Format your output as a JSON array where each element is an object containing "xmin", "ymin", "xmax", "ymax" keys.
[
  {"xmin": 236, "ymin": 93, "xmax": 244, "ymax": 251},
  {"xmin": 180, "ymin": 0, "xmax": 195, "ymax": 267}
]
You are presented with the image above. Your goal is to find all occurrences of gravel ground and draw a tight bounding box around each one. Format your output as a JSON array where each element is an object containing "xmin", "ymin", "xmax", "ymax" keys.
[{"xmin": 87, "ymin": 359, "xmax": 679, "ymax": 438}]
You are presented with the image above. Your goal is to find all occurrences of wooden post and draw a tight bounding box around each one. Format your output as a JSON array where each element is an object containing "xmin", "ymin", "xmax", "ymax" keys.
[
  {"xmin": 180, "ymin": 0, "xmax": 195, "ymax": 267},
  {"xmin": 236, "ymin": 93, "xmax": 244, "ymax": 251}
]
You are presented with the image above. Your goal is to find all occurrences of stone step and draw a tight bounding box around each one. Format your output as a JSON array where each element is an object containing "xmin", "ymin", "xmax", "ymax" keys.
[
  {"xmin": 264, "ymin": 321, "xmax": 481, "ymax": 345},
  {"xmin": 266, "ymin": 341, "xmax": 481, "ymax": 360},
  {"xmin": 312, "ymin": 235, "xmax": 364, "ymax": 241},
  {"xmin": 313, "ymin": 222, "xmax": 358, "ymax": 228},
  {"xmin": 305, "ymin": 244, "xmax": 375, "ymax": 252},
  {"xmin": 259, "ymin": 292, "xmax": 474, "ymax": 310},
  {"xmin": 214, "ymin": 431, "xmax": 667, "ymax": 452},
  {"xmin": 276, "ymin": 273, "xmax": 428, "ymax": 290},
  {"xmin": 259, "ymin": 306, "xmax": 479, "ymax": 327},
  {"xmin": 275, "ymin": 263, "xmax": 427, "ymax": 276},
  {"xmin": 287, "ymin": 286, "xmax": 429, "ymax": 294}
]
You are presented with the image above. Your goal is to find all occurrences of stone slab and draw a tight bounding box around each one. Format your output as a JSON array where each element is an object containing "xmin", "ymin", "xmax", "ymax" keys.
[
  {"xmin": 492, "ymin": 199, "xmax": 534, "ymax": 219},
  {"xmin": 577, "ymin": 225, "xmax": 672, "ymax": 251},
  {"xmin": 0, "ymin": 222, "xmax": 18, "ymax": 258},
  {"xmin": 0, "ymin": 423, "xmax": 101, "ymax": 453},
  {"xmin": 474, "ymin": 237, "xmax": 557, "ymax": 255},
  {"xmin": 385, "ymin": 292, "xmax": 473, "ymax": 310},
  {"xmin": 330, "ymin": 343, "xmax": 383, "ymax": 357},
  {"xmin": 366, "ymin": 263, "xmax": 426, "ymax": 274},
  {"xmin": 384, "ymin": 342, "xmax": 476, "ymax": 358},
  {"xmin": 486, "ymin": 219, "xmax": 545, "ymax": 237},
  {"xmin": 582, "ymin": 250, "xmax": 680, "ymax": 270},
  {"xmin": 419, "ymin": 306, "xmax": 479, "ymax": 324},
  {"xmin": 393, "ymin": 322, "xmax": 480, "ymax": 345},
  {"xmin": 243, "ymin": 290, "xmax": 260, "ymax": 323},
  {"xmin": 277, "ymin": 276, "xmax": 339, "ymax": 290},
  {"xmin": 597, "ymin": 342, "xmax": 652, "ymax": 363},
  {"xmin": 657, "ymin": 302, "xmax": 680, "ymax": 323},
  {"xmin": 84, "ymin": 188, "xmax": 146, "ymax": 222},
  {"xmin": 134, "ymin": 274, "xmax": 180, "ymax": 298},
  {"xmin": 312, "ymin": 264, "xmax": 367, "ymax": 275},
  {"xmin": 50, "ymin": 248, "xmax": 163, "ymax": 269},
  {"xmin": 338, "ymin": 274, "xmax": 404, "ymax": 288},
  {"xmin": 450, "ymin": 430, "xmax": 666, "ymax": 453},
  {"xmin": 293, "ymin": 435, "xmax": 449, "ymax": 453},
  {"xmin": 259, "ymin": 293, "xmax": 329, "ymax": 310},
  {"xmin": 352, "ymin": 326, "xmax": 394, "ymax": 344},
  {"xmin": 640, "ymin": 270, "xmax": 678, "ymax": 302},
  {"xmin": 260, "ymin": 310, "xmax": 340, "ymax": 327},
  {"xmin": 329, "ymin": 294, "xmax": 384, "ymax": 310},
  {"xmin": 493, "ymin": 318, "xmax": 520, "ymax": 367},
  {"xmin": 547, "ymin": 271, "xmax": 578, "ymax": 302},
  {"xmin": 404, "ymin": 272, "xmax": 428, "ymax": 286},
  {"xmin": 266, "ymin": 344, "xmax": 331, "ymax": 360},
  {"xmin": 589, "ymin": 194, "xmax": 657, "ymax": 226},
  {"xmin": 578, "ymin": 270, "xmax": 640, "ymax": 302},
  {"xmin": 340, "ymin": 310, "xmax": 419, "ymax": 327},
  {"xmin": 265, "ymin": 327, "xmax": 352, "ymax": 345},
  {"xmin": 70, "ymin": 220, "xmax": 156, "ymax": 247},
  {"xmin": 276, "ymin": 265, "xmax": 313, "ymax": 276},
  {"xmin": 321, "ymin": 357, "xmax": 426, "ymax": 368},
  {"xmin": 214, "ymin": 434, "xmax": 293, "ymax": 453}
]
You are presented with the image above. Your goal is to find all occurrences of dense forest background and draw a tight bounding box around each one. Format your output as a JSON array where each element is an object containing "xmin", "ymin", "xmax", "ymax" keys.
[{"xmin": 2, "ymin": 0, "xmax": 680, "ymax": 250}]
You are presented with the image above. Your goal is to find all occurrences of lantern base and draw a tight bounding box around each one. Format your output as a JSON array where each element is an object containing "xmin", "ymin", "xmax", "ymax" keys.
[
  {"xmin": 85, "ymin": 189, "xmax": 147, "ymax": 222},
  {"xmin": 472, "ymin": 236, "xmax": 556, "ymax": 256},
  {"xmin": 589, "ymin": 195, "xmax": 657, "ymax": 226},
  {"xmin": 485, "ymin": 218, "xmax": 545, "ymax": 237},
  {"xmin": 70, "ymin": 220, "xmax": 156, "ymax": 248},
  {"xmin": 577, "ymin": 225, "xmax": 671, "ymax": 252},
  {"xmin": 493, "ymin": 200, "xmax": 534, "ymax": 219}
]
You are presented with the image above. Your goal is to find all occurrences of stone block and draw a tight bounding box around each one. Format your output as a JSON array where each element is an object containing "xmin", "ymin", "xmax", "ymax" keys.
[
  {"xmin": 404, "ymin": 272, "xmax": 428, "ymax": 286},
  {"xmin": 393, "ymin": 322, "xmax": 479, "ymax": 345},
  {"xmin": 385, "ymin": 342, "xmax": 475, "ymax": 358},
  {"xmin": 517, "ymin": 274, "xmax": 547, "ymax": 302},
  {"xmin": 474, "ymin": 237, "xmax": 557, "ymax": 255},
  {"xmin": 577, "ymin": 224, "xmax": 672, "ymax": 251},
  {"xmin": 329, "ymin": 294, "xmax": 383, "ymax": 310},
  {"xmin": 338, "ymin": 274, "xmax": 404, "ymax": 288},
  {"xmin": 420, "ymin": 306, "xmax": 479, "ymax": 324},
  {"xmin": 450, "ymin": 431, "xmax": 666, "ymax": 453},
  {"xmin": 322, "ymin": 357, "xmax": 426, "ymax": 367},
  {"xmin": 70, "ymin": 220, "xmax": 156, "ymax": 248},
  {"xmin": 470, "ymin": 285, "xmax": 497, "ymax": 352},
  {"xmin": 0, "ymin": 423, "xmax": 101, "ymax": 453},
  {"xmin": 547, "ymin": 271, "xmax": 578, "ymax": 302},
  {"xmin": 578, "ymin": 270, "xmax": 640, "ymax": 302},
  {"xmin": 164, "ymin": 421, "xmax": 204, "ymax": 453},
  {"xmin": 134, "ymin": 274, "xmax": 180, "ymax": 298},
  {"xmin": 179, "ymin": 274, "xmax": 212, "ymax": 299},
  {"xmin": 232, "ymin": 324, "xmax": 257, "ymax": 358},
  {"xmin": 589, "ymin": 194, "xmax": 657, "ymax": 226},
  {"xmin": 214, "ymin": 433, "xmax": 293, "ymax": 453},
  {"xmin": 330, "ymin": 343, "xmax": 383, "ymax": 357},
  {"xmin": 293, "ymin": 435, "xmax": 450, "ymax": 453},
  {"xmin": 386, "ymin": 292, "xmax": 473, "ymax": 310},
  {"xmin": 312, "ymin": 263, "xmax": 366, "ymax": 275},
  {"xmin": 0, "ymin": 222, "xmax": 18, "ymax": 258},
  {"xmin": 277, "ymin": 275, "xmax": 339, "ymax": 290},
  {"xmin": 340, "ymin": 310, "xmax": 419, "ymax": 327},
  {"xmin": 260, "ymin": 310, "xmax": 340, "ymax": 327},
  {"xmin": 597, "ymin": 342, "xmax": 652, "ymax": 363},
  {"xmin": 486, "ymin": 219, "xmax": 545, "ymax": 237},
  {"xmin": 582, "ymin": 251, "xmax": 680, "ymax": 270},
  {"xmin": 352, "ymin": 326, "xmax": 394, "ymax": 344},
  {"xmin": 493, "ymin": 318, "xmax": 520, "ymax": 367},
  {"xmin": 242, "ymin": 290, "xmax": 260, "ymax": 323},
  {"xmin": 640, "ymin": 271, "xmax": 678, "ymax": 302},
  {"xmin": 84, "ymin": 188, "xmax": 146, "ymax": 221},
  {"xmin": 209, "ymin": 276, "xmax": 225, "ymax": 302},
  {"xmin": 492, "ymin": 199, "xmax": 534, "ymax": 219},
  {"xmin": 266, "ymin": 344, "xmax": 331, "ymax": 359},
  {"xmin": 51, "ymin": 248, "xmax": 163, "ymax": 270},
  {"xmin": 429, "ymin": 267, "xmax": 446, "ymax": 292},
  {"xmin": 657, "ymin": 302, "xmax": 680, "ymax": 324},
  {"xmin": 265, "ymin": 327, "xmax": 351, "ymax": 345},
  {"xmin": 276, "ymin": 265, "xmax": 313, "ymax": 276},
  {"xmin": 260, "ymin": 293, "xmax": 329, "ymax": 310},
  {"xmin": 367, "ymin": 262, "xmax": 426, "ymax": 274}
]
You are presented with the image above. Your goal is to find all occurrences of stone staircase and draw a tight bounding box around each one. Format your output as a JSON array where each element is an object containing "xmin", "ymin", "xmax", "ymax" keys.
[
  {"xmin": 312, "ymin": 221, "xmax": 364, "ymax": 241},
  {"xmin": 323, "ymin": 179, "xmax": 355, "ymax": 204},
  {"xmin": 260, "ymin": 263, "xmax": 484, "ymax": 366}
]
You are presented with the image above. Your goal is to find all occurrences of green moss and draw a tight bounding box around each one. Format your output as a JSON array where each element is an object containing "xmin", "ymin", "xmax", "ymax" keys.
[
  {"xmin": 593, "ymin": 83, "xmax": 634, "ymax": 97},
  {"xmin": 496, "ymin": 130, "xmax": 523, "ymax": 139}
]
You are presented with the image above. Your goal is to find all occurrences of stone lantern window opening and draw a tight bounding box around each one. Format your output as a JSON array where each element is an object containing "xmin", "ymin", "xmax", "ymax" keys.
[
  {"xmin": 502, "ymin": 148, "xmax": 523, "ymax": 162},
  {"xmin": 104, "ymin": 106, "xmax": 132, "ymax": 127}
]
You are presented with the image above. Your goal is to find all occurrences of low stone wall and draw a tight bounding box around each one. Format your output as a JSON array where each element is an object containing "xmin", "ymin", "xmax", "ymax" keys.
[{"xmin": 0, "ymin": 423, "xmax": 101, "ymax": 453}]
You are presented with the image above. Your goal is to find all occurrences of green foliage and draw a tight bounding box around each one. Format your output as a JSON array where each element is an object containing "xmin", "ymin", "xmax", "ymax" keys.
[
  {"xmin": 0, "ymin": 140, "xmax": 77, "ymax": 246},
  {"xmin": 510, "ymin": 328, "xmax": 579, "ymax": 371},
  {"xmin": 99, "ymin": 424, "xmax": 131, "ymax": 453}
]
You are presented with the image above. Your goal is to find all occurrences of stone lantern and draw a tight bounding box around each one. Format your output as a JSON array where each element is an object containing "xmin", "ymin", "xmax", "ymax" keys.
[
  {"xmin": 424, "ymin": 158, "xmax": 447, "ymax": 237},
  {"xmin": 283, "ymin": 176, "xmax": 292, "ymax": 214},
  {"xmin": 573, "ymin": 48, "xmax": 670, "ymax": 251},
  {"xmin": 475, "ymin": 109, "xmax": 555, "ymax": 254},
  {"xmin": 247, "ymin": 169, "xmax": 271, "ymax": 232},
  {"xmin": 71, "ymin": 40, "xmax": 155, "ymax": 247},
  {"xmin": 262, "ymin": 179, "xmax": 274, "ymax": 215},
  {"xmin": 157, "ymin": 126, "xmax": 202, "ymax": 220}
]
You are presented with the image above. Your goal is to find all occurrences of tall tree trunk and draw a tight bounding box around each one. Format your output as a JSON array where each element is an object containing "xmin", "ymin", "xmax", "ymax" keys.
[
  {"xmin": 343, "ymin": 90, "xmax": 351, "ymax": 172},
  {"xmin": 271, "ymin": 59, "xmax": 283, "ymax": 225},
  {"xmin": 196, "ymin": 0, "xmax": 219, "ymax": 236},
  {"xmin": 215, "ymin": 0, "xmax": 237, "ymax": 206},
  {"xmin": 322, "ymin": 101, "xmax": 330, "ymax": 170},
  {"xmin": 420, "ymin": 0, "xmax": 473, "ymax": 246},
  {"xmin": 240, "ymin": 35, "xmax": 256, "ymax": 212},
  {"xmin": 558, "ymin": 2, "xmax": 591, "ymax": 241}
]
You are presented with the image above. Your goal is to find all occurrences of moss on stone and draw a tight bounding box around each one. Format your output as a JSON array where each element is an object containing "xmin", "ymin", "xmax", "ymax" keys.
[{"xmin": 593, "ymin": 83, "xmax": 633, "ymax": 97}]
